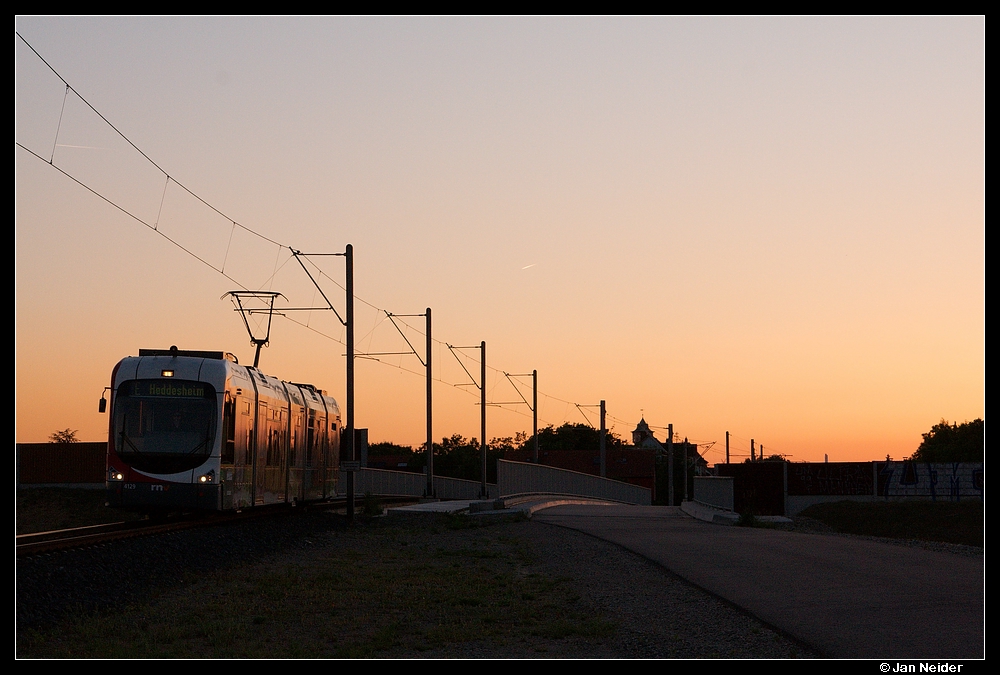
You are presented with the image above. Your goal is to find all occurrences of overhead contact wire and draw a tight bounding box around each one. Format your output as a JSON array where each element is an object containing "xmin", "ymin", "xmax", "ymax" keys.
[{"xmin": 18, "ymin": 33, "xmax": 637, "ymax": 431}]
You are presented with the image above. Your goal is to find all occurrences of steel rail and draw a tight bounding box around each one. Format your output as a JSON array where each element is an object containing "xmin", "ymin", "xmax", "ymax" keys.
[{"xmin": 16, "ymin": 499, "xmax": 350, "ymax": 558}]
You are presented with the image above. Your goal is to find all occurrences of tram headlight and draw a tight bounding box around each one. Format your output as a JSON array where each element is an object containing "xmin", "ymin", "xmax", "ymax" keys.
[
  {"xmin": 108, "ymin": 468, "xmax": 124, "ymax": 481},
  {"xmin": 198, "ymin": 470, "xmax": 215, "ymax": 484}
]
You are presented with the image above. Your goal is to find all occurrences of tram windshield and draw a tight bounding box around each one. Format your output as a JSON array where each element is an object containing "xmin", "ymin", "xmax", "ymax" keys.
[{"xmin": 114, "ymin": 379, "xmax": 218, "ymax": 473}]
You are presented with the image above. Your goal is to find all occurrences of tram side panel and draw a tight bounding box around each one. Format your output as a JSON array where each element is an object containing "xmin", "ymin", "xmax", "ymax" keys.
[
  {"xmin": 258, "ymin": 373, "xmax": 289, "ymax": 505},
  {"xmin": 296, "ymin": 388, "xmax": 325, "ymax": 503},
  {"xmin": 285, "ymin": 385, "xmax": 305, "ymax": 504},
  {"xmin": 225, "ymin": 367, "xmax": 256, "ymax": 510},
  {"xmin": 325, "ymin": 397, "xmax": 341, "ymax": 499},
  {"xmin": 303, "ymin": 405, "xmax": 322, "ymax": 502},
  {"xmin": 257, "ymin": 399, "xmax": 279, "ymax": 505}
]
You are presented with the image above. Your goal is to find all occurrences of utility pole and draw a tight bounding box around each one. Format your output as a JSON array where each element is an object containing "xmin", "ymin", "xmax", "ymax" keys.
[
  {"xmin": 345, "ymin": 244, "xmax": 355, "ymax": 521},
  {"xmin": 751, "ymin": 438, "xmax": 755, "ymax": 462},
  {"xmin": 480, "ymin": 341, "xmax": 487, "ymax": 498},
  {"xmin": 501, "ymin": 369, "xmax": 538, "ymax": 463},
  {"xmin": 282, "ymin": 246, "xmax": 360, "ymax": 515},
  {"xmin": 532, "ymin": 370, "xmax": 538, "ymax": 463},
  {"xmin": 446, "ymin": 341, "xmax": 488, "ymax": 496},
  {"xmin": 683, "ymin": 437, "xmax": 689, "ymax": 502},
  {"xmin": 426, "ymin": 308, "xmax": 433, "ymax": 498},
  {"xmin": 726, "ymin": 431, "xmax": 730, "ymax": 464},
  {"xmin": 599, "ymin": 400, "xmax": 607, "ymax": 478},
  {"xmin": 667, "ymin": 423, "xmax": 674, "ymax": 506},
  {"xmin": 576, "ymin": 401, "xmax": 606, "ymax": 477},
  {"xmin": 379, "ymin": 309, "xmax": 433, "ymax": 496}
]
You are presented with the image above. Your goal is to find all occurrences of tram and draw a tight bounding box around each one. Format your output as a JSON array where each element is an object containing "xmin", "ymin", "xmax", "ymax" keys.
[{"xmin": 104, "ymin": 347, "xmax": 341, "ymax": 512}]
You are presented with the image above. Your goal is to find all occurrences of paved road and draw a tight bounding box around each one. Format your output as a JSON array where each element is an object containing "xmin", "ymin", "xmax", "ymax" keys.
[{"xmin": 532, "ymin": 504, "xmax": 983, "ymax": 659}]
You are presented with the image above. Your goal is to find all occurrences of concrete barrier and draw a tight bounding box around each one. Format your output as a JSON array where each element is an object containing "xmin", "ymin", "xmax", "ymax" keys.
[{"xmin": 693, "ymin": 475, "xmax": 734, "ymax": 511}]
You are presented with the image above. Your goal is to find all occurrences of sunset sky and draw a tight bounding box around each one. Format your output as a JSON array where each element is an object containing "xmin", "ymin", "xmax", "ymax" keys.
[{"xmin": 15, "ymin": 17, "xmax": 984, "ymax": 463}]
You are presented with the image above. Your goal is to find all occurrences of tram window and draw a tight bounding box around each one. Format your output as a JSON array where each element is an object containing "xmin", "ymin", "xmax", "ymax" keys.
[
  {"xmin": 223, "ymin": 393, "xmax": 236, "ymax": 464},
  {"xmin": 113, "ymin": 379, "xmax": 216, "ymax": 473},
  {"xmin": 306, "ymin": 412, "xmax": 315, "ymax": 462},
  {"xmin": 266, "ymin": 429, "xmax": 279, "ymax": 466}
]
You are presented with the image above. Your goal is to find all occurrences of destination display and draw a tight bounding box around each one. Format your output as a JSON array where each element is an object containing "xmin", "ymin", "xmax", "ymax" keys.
[{"xmin": 128, "ymin": 380, "xmax": 211, "ymax": 398}]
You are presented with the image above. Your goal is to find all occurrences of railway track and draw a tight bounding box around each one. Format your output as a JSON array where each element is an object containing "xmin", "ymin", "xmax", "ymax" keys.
[
  {"xmin": 16, "ymin": 498, "xmax": 355, "ymax": 557},
  {"xmin": 18, "ymin": 516, "xmax": 228, "ymax": 557}
]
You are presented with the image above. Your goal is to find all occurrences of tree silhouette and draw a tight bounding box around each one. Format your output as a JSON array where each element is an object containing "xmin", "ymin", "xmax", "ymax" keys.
[
  {"xmin": 526, "ymin": 423, "xmax": 625, "ymax": 454},
  {"xmin": 911, "ymin": 419, "xmax": 984, "ymax": 462},
  {"xmin": 368, "ymin": 441, "xmax": 414, "ymax": 457},
  {"xmin": 49, "ymin": 428, "xmax": 79, "ymax": 443}
]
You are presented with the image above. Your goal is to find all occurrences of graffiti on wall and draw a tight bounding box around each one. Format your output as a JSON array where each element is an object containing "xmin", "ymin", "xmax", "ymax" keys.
[
  {"xmin": 876, "ymin": 461, "xmax": 983, "ymax": 500},
  {"xmin": 787, "ymin": 462, "xmax": 874, "ymax": 496}
]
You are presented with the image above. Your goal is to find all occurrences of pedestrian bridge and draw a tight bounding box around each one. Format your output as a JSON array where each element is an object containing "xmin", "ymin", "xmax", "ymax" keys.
[{"xmin": 337, "ymin": 459, "xmax": 651, "ymax": 506}]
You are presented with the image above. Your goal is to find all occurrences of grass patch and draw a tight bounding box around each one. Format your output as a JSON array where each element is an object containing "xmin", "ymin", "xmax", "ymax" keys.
[
  {"xmin": 18, "ymin": 513, "xmax": 617, "ymax": 658},
  {"xmin": 797, "ymin": 500, "xmax": 983, "ymax": 547},
  {"xmin": 361, "ymin": 492, "xmax": 383, "ymax": 518},
  {"xmin": 17, "ymin": 487, "xmax": 142, "ymax": 534}
]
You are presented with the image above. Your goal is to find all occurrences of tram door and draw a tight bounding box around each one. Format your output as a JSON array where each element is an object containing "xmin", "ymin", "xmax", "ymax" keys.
[
  {"xmin": 254, "ymin": 401, "xmax": 268, "ymax": 505},
  {"xmin": 231, "ymin": 394, "xmax": 254, "ymax": 509},
  {"xmin": 221, "ymin": 392, "xmax": 236, "ymax": 510},
  {"xmin": 288, "ymin": 411, "xmax": 301, "ymax": 503},
  {"xmin": 303, "ymin": 409, "xmax": 319, "ymax": 501},
  {"xmin": 255, "ymin": 401, "xmax": 289, "ymax": 505},
  {"xmin": 325, "ymin": 417, "xmax": 340, "ymax": 498}
]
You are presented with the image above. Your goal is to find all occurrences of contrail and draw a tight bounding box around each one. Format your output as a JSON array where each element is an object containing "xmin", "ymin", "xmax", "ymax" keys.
[{"xmin": 521, "ymin": 263, "xmax": 536, "ymax": 270}]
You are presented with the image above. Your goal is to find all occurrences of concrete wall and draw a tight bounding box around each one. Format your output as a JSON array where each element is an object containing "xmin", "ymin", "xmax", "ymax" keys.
[
  {"xmin": 693, "ymin": 476, "xmax": 734, "ymax": 511},
  {"xmin": 17, "ymin": 442, "xmax": 106, "ymax": 486},
  {"xmin": 716, "ymin": 460, "xmax": 983, "ymax": 517},
  {"xmin": 877, "ymin": 461, "xmax": 983, "ymax": 500}
]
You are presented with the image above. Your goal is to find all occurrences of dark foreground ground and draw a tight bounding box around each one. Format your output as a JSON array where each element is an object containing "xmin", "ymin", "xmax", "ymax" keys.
[
  {"xmin": 16, "ymin": 491, "xmax": 982, "ymax": 659},
  {"xmin": 18, "ymin": 509, "xmax": 818, "ymax": 658}
]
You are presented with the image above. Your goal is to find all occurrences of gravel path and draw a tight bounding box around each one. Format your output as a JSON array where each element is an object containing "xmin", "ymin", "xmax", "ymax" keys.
[{"xmin": 425, "ymin": 519, "xmax": 816, "ymax": 658}]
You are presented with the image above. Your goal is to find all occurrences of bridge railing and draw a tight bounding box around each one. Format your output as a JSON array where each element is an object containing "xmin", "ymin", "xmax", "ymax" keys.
[
  {"xmin": 339, "ymin": 462, "xmax": 649, "ymax": 505},
  {"xmin": 337, "ymin": 468, "xmax": 497, "ymax": 500},
  {"xmin": 498, "ymin": 459, "xmax": 651, "ymax": 505},
  {"xmin": 434, "ymin": 474, "xmax": 498, "ymax": 500}
]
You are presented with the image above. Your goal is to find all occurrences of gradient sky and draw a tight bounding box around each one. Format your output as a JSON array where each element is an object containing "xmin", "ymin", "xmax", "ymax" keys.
[{"xmin": 15, "ymin": 17, "xmax": 984, "ymax": 464}]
